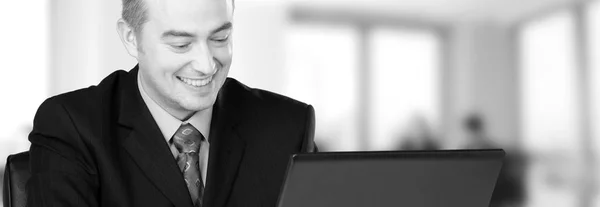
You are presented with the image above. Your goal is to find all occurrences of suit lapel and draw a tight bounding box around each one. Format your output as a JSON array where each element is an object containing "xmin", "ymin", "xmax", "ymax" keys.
[
  {"xmin": 203, "ymin": 81, "xmax": 247, "ymax": 207},
  {"xmin": 117, "ymin": 67, "xmax": 194, "ymax": 207}
]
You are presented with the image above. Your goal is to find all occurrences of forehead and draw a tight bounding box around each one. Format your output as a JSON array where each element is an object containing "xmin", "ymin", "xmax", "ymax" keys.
[{"xmin": 145, "ymin": 0, "xmax": 233, "ymax": 32}]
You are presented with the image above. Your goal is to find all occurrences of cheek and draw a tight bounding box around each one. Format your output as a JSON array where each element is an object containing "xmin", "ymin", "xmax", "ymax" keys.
[
  {"xmin": 145, "ymin": 49, "xmax": 187, "ymax": 75},
  {"xmin": 212, "ymin": 45, "xmax": 233, "ymax": 65}
]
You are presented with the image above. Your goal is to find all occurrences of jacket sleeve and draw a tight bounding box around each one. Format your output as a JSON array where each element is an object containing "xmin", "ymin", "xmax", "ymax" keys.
[
  {"xmin": 300, "ymin": 105, "xmax": 318, "ymax": 153},
  {"xmin": 27, "ymin": 97, "xmax": 99, "ymax": 207}
]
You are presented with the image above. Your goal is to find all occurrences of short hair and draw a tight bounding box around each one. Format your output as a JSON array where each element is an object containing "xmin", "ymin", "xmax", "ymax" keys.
[
  {"xmin": 121, "ymin": 0, "xmax": 235, "ymax": 33},
  {"xmin": 122, "ymin": 0, "xmax": 148, "ymax": 33}
]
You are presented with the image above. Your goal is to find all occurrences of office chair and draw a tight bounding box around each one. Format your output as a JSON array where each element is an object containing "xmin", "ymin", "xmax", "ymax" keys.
[{"xmin": 3, "ymin": 151, "xmax": 30, "ymax": 207}]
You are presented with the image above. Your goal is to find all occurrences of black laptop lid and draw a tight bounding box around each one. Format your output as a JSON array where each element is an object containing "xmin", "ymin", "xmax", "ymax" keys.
[{"xmin": 277, "ymin": 149, "xmax": 504, "ymax": 207}]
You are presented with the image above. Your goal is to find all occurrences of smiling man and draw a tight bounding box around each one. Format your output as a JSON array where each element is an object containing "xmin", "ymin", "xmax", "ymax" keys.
[{"xmin": 26, "ymin": 0, "xmax": 316, "ymax": 206}]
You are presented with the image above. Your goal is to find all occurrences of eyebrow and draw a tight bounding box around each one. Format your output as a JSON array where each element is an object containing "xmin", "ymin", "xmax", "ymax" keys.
[
  {"xmin": 211, "ymin": 22, "xmax": 232, "ymax": 34},
  {"xmin": 161, "ymin": 22, "xmax": 233, "ymax": 39},
  {"xmin": 161, "ymin": 30, "xmax": 195, "ymax": 39}
]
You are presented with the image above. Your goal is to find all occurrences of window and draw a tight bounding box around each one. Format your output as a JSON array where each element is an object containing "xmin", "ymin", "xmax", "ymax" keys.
[
  {"xmin": 284, "ymin": 23, "xmax": 441, "ymax": 152},
  {"xmin": 519, "ymin": 10, "xmax": 579, "ymax": 207},
  {"xmin": 284, "ymin": 24, "xmax": 360, "ymax": 151},
  {"xmin": 368, "ymin": 27, "xmax": 440, "ymax": 151},
  {"xmin": 520, "ymin": 11, "xmax": 579, "ymax": 151}
]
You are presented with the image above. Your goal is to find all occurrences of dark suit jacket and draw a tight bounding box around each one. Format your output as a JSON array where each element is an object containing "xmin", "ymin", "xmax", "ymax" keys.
[{"xmin": 26, "ymin": 66, "xmax": 317, "ymax": 207}]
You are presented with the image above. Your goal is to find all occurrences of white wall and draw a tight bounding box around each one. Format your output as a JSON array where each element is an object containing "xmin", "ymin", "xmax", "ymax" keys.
[
  {"xmin": 0, "ymin": 0, "xmax": 50, "ymax": 165},
  {"xmin": 50, "ymin": 0, "xmax": 136, "ymax": 96}
]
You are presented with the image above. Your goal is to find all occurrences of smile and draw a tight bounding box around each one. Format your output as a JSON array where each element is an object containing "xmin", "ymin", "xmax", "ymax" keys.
[{"xmin": 177, "ymin": 76, "xmax": 213, "ymax": 87}]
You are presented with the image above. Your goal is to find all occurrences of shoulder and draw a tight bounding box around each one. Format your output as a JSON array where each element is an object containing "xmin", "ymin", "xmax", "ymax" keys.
[
  {"xmin": 220, "ymin": 78, "xmax": 312, "ymax": 116},
  {"xmin": 219, "ymin": 78, "xmax": 315, "ymax": 151},
  {"xmin": 52, "ymin": 69, "xmax": 129, "ymax": 102},
  {"xmin": 34, "ymin": 69, "xmax": 132, "ymax": 127},
  {"xmin": 28, "ymin": 69, "xmax": 134, "ymax": 177}
]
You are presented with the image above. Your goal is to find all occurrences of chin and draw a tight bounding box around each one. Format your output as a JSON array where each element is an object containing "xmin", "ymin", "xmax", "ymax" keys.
[{"xmin": 179, "ymin": 97, "xmax": 217, "ymax": 112}]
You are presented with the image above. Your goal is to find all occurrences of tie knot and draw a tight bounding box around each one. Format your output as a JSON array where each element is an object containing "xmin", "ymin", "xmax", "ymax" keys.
[{"xmin": 172, "ymin": 123, "xmax": 204, "ymax": 153}]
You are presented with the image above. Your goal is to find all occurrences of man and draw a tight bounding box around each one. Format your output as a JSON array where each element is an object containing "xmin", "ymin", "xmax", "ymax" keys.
[{"xmin": 26, "ymin": 0, "xmax": 316, "ymax": 206}]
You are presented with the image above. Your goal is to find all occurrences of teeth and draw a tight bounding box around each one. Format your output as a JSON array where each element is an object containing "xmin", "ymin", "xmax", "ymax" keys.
[{"xmin": 179, "ymin": 76, "xmax": 212, "ymax": 87}]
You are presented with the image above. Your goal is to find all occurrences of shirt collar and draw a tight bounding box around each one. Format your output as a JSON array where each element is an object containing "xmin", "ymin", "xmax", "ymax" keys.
[{"xmin": 137, "ymin": 72, "xmax": 212, "ymax": 142}]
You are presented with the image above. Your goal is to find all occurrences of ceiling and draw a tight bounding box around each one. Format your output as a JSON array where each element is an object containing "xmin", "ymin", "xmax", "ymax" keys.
[{"xmin": 287, "ymin": 0, "xmax": 590, "ymax": 24}]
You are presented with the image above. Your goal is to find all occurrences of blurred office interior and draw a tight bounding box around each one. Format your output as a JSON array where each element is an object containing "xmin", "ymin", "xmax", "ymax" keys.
[{"xmin": 2, "ymin": 0, "xmax": 600, "ymax": 206}]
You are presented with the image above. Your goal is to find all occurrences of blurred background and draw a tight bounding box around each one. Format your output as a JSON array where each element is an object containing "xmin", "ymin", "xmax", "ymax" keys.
[{"xmin": 2, "ymin": 0, "xmax": 600, "ymax": 206}]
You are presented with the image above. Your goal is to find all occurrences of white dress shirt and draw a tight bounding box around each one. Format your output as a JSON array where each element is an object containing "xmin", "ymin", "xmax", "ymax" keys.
[{"xmin": 137, "ymin": 74, "xmax": 211, "ymax": 185}]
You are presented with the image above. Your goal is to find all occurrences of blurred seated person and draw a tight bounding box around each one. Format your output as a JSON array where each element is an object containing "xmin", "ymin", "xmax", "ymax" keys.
[
  {"xmin": 460, "ymin": 113, "xmax": 526, "ymax": 207},
  {"xmin": 461, "ymin": 113, "xmax": 497, "ymax": 149},
  {"xmin": 398, "ymin": 115, "xmax": 439, "ymax": 151}
]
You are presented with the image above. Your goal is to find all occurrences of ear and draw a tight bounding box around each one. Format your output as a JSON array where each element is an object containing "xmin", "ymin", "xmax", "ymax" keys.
[{"xmin": 117, "ymin": 18, "xmax": 140, "ymax": 59}]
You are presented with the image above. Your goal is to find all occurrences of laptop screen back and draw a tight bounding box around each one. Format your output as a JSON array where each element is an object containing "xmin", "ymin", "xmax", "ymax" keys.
[{"xmin": 277, "ymin": 149, "xmax": 504, "ymax": 207}]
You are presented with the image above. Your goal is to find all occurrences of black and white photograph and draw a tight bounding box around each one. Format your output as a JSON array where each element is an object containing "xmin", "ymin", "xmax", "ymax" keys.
[{"xmin": 1, "ymin": 0, "xmax": 600, "ymax": 206}]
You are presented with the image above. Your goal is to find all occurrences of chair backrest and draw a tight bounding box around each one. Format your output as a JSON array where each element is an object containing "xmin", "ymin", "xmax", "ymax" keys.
[{"xmin": 3, "ymin": 151, "xmax": 30, "ymax": 207}]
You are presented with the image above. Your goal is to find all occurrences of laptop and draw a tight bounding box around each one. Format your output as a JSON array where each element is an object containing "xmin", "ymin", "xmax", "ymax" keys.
[{"xmin": 276, "ymin": 149, "xmax": 504, "ymax": 207}]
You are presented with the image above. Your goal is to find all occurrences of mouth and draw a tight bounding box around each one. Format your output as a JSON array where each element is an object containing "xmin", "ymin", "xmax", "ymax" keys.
[{"xmin": 177, "ymin": 76, "xmax": 213, "ymax": 87}]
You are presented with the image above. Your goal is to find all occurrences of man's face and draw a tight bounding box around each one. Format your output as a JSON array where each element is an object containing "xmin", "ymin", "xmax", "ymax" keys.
[{"xmin": 136, "ymin": 0, "xmax": 233, "ymax": 119}]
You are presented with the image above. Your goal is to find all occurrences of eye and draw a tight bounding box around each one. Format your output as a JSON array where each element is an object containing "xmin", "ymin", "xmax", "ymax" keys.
[
  {"xmin": 172, "ymin": 43, "xmax": 191, "ymax": 49},
  {"xmin": 211, "ymin": 36, "xmax": 229, "ymax": 43}
]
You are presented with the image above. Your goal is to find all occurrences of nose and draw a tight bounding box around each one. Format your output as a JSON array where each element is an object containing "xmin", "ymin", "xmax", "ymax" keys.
[{"xmin": 189, "ymin": 42, "xmax": 217, "ymax": 76}]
